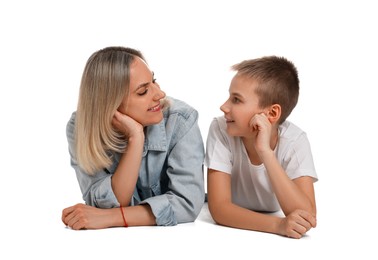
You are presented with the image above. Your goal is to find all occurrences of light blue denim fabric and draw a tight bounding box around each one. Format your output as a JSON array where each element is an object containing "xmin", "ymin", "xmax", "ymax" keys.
[{"xmin": 66, "ymin": 97, "xmax": 205, "ymax": 226}]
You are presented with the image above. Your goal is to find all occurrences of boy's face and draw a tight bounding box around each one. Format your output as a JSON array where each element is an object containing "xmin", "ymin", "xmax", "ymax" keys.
[{"xmin": 220, "ymin": 74, "xmax": 264, "ymax": 137}]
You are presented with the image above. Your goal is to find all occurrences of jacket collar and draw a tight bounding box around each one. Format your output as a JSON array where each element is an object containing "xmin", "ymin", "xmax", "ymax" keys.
[{"xmin": 144, "ymin": 119, "xmax": 167, "ymax": 152}]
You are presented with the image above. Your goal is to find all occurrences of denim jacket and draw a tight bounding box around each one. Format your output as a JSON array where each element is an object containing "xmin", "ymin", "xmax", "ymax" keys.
[{"xmin": 66, "ymin": 97, "xmax": 205, "ymax": 226}]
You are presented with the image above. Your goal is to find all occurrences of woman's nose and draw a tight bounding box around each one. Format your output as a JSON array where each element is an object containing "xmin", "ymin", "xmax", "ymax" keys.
[{"xmin": 153, "ymin": 85, "xmax": 166, "ymax": 100}]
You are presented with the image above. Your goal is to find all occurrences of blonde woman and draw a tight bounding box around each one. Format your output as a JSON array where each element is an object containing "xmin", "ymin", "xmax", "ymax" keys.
[{"xmin": 62, "ymin": 46, "xmax": 205, "ymax": 230}]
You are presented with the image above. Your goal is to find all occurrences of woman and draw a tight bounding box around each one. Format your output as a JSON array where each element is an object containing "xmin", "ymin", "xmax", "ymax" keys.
[{"xmin": 62, "ymin": 46, "xmax": 205, "ymax": 230}]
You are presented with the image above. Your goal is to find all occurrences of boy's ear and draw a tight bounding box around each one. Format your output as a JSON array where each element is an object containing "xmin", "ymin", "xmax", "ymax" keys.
[{"xmin": 267, "ymin": 104, "xmax": 281, "ymax": 124}]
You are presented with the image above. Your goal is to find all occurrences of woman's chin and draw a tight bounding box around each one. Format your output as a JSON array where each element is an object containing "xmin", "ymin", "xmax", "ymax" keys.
[{"xmin": 143, "ymin": 114, "xmax": 164, "ymax": 126}]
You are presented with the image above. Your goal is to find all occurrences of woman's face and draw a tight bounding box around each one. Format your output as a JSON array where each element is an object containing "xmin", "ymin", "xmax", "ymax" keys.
[{"xmin": 119, "ymin": 57, "xmax": 166, "ymax": 126}]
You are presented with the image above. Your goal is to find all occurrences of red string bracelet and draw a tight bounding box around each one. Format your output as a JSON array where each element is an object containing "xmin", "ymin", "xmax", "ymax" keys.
[{"xmin": 120, "ymin": 206, "xmax": 128, "ymax": 227}]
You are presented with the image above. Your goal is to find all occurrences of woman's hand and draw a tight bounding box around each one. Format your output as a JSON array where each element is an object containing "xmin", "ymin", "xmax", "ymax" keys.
[
  {"xmin": 112, "ymin": 110, "xmax": 144, "ymax": 139},
  {"xmin": 62, "ymin": 203, "xmax": 116, "ymax": 230},
  {"xmin": 277, "ymin": 209, "xmax": 317, "ymax": 239}
]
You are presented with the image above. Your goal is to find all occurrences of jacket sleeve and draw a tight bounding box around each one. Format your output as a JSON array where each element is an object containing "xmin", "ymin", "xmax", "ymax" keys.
[
  {"xmin": 66, "ymin": 113, "xmax": 119, "ymax": 208},
  {"xmin": 141, "ymin": 109, "xmax": 205, "ymax": 225}
]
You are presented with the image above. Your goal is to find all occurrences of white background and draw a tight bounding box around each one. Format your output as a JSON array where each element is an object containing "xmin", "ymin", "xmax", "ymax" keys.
[{"xmin": 1, "ymin": 0, "xmax": 377, "ymax": 259}]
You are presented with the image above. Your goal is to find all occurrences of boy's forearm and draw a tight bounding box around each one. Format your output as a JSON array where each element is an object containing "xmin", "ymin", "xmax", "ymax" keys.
[
  {"xmin": 209, "ymin": 200, "xmax": 282, "ymax": 235},
  {"xmin": 261, "ymin": 151, "xmax": 314, "ymax": 215}
]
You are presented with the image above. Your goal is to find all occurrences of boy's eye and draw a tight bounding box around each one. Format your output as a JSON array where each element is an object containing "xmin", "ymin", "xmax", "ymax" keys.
[
  {"xmin": 232, "ymin": 97, "xmax": 240, "ymax": 103},
  {"xmin": 152, "ymin": 78, "xmax": 157, "ymax": 84}
]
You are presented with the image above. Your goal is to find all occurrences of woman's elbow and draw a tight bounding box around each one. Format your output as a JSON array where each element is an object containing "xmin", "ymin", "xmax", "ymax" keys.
[{"xmin": 179, "ymin": 196, "xmax": 205, "ymax": 223}]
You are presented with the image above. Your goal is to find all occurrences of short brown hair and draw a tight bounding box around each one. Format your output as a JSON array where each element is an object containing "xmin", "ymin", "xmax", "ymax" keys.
[{"xmin": 232, "ymin": 56, "xmax": 299, "ymax": 124}]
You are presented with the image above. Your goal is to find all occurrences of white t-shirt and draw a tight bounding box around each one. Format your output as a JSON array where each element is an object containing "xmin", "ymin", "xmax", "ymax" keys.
[{"xmin": 205, "ymin": 116, "xmax": 318, "ymax": 212}]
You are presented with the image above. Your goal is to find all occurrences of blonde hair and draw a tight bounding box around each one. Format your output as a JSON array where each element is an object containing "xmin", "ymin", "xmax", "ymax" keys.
[{"xmin": 75, "ymin": 46, "xmax": 145, "ymax": 175}]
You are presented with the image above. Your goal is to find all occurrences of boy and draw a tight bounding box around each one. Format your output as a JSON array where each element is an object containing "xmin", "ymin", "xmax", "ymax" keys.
[{"xmin": 205, "ymin": 56, "xmax": 317, "ymax": 238}]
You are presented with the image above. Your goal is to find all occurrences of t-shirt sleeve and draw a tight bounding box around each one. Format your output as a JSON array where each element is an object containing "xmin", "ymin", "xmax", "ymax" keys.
[
  {"xmin": 282, "ymin": 132, "xmax": 318, "ymax": 182},
  {"xmin": 204, "ymin": 118, "xmax": 233, "ymax": 174}
]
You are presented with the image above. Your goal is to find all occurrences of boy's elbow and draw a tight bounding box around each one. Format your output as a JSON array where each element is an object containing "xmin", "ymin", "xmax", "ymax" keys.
[{"xmin": 208, "ymin": 201, "xmax": 227, "ymax": 225}]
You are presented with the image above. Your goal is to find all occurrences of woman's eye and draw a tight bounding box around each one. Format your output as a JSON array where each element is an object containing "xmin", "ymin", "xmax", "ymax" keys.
[{"xmin": 138, "ymin": 89, "xmax": 148, "ymax": 96}]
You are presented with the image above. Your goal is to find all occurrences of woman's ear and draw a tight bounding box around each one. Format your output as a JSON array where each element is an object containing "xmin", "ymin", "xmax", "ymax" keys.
[{"xmin": 267, "ymin": 104, "xmax": 281, "ymax": 124}]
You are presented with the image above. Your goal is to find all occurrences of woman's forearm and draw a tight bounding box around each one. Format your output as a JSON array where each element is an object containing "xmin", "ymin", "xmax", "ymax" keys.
[{"xmin": 112, "ymin": 134, "xmax": 145, "ymax": 206}]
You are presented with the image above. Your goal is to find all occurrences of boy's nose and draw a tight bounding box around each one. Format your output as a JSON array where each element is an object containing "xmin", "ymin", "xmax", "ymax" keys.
[{"xmin": 220, "ymin": 101, "xmax": 229, "ymax": 113}]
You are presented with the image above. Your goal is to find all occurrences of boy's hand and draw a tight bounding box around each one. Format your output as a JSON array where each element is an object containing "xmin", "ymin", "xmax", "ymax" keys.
[
  {"xmin": 249, "ymin": 113, "xmax": 272, "ymax": 154},
  {"xmin": 277, "ymin": 209, "xmax": 317, "ymax": 239}
]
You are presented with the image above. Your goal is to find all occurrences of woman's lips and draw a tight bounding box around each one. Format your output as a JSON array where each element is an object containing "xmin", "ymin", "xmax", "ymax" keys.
[{"xmin": 148, "ymin": 104, "xmax": 161, "ymax": 112}]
